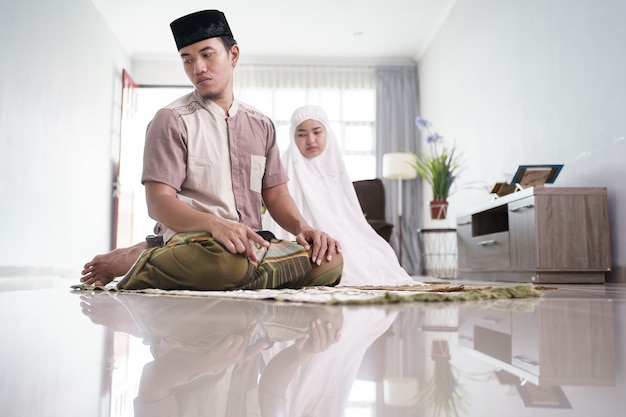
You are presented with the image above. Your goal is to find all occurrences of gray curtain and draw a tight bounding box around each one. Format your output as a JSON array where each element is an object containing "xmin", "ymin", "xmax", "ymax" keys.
[{"xmin": 375, "ymin": 65, "xmax": 423, "ymax": 275}]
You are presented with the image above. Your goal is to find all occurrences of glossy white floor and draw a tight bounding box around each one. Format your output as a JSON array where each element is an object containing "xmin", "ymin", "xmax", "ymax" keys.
[{"xmin": 1, "ymin": 276, "xmax": 624, "ymax": 417}]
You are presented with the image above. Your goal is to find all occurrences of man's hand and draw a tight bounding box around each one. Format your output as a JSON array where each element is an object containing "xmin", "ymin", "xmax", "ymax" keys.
[
  {"xmin": 145, "ymin": 181, "xmax": 268, "ymax": 262},
  {"xmin": 210, "ymin": 219, "xmax": 269, "ymax": 262},
  {"xmin": 262, "ymin": 184, "xmax": 342, "ymax": 264},
  {"xmin": 294, "ymin": 317, "xmax": 341, "ymax": 355},
  {"xmin": 295, "ymin": 227, "xmax": 341, "ymax": 265}
]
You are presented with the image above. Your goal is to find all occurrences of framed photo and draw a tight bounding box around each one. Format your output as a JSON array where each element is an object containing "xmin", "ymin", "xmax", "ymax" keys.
[
  {"xmin": 516, "ymin": 383, "xmax": 572, "ymax": 409},
  {"xmin": 511, "ymin": 164, "xmax": 564, "ymax": 188}
]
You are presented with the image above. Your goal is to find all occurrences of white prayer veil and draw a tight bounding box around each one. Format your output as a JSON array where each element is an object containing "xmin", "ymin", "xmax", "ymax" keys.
[{"xmin": 267, "ymin": 105, "xmax": 417, "ymax": 286}]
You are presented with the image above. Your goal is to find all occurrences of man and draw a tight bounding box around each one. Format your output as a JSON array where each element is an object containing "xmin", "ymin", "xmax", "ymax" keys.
[{"xmin": 81, "ymin": 10, "xmax": 342, "ymax": 290}]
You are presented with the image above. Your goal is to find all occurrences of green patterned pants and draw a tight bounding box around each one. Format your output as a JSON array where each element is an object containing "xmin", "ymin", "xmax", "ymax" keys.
[{"xmin": 117, "ymin": 232, "xmax": 343, "ymax": 291}]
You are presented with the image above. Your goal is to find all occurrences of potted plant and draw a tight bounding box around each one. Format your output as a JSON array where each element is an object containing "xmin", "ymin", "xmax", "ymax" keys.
[
  {"xmin": 409, "ymin": 117, "xmax": 462, "ymax": 220},
  {"xmin": 413, "ymin": 340, "xmax": 468, "ymax": 417}
]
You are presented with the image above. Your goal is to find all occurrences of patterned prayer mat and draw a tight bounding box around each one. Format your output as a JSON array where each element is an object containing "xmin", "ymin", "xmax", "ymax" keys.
[{"xmin": 71, "ymin": 282, "xmax": 550, "ymax": 305}]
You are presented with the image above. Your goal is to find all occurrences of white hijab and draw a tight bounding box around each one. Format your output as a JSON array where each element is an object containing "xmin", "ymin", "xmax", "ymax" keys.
[{"xmin": 267, "ymin": 105, "xmax": 416, "ymax": 286}]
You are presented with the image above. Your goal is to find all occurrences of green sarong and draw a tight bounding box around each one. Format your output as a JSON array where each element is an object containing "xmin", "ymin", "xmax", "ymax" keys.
[{"xmin": 117, "ymin": 232, "xmax": 343, "ymax": 291}]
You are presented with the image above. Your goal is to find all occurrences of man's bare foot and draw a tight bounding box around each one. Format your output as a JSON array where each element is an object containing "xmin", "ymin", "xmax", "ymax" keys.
[
  {"xmin": 79, "ymin": 293, "xmax": 144, "ymax": 337},
  {"xmin": 81, "ymin": 242, "xmax": 148, "ymax": 286}
]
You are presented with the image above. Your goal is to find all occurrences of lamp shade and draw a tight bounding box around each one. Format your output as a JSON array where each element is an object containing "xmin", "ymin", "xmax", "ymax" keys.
[
  {"xmin": 383, "ymin": 377, "xmax": 419, "ymax": 406},
  {"xmin": 382, "ymin": 152, "xmax": 417, "ymax": 180}
]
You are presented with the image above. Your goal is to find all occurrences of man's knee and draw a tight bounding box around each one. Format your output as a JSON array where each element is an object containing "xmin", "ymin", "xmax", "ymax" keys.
[{"xmin": 305, "ymin": 252, "xmax": 343, "ymax": 287}]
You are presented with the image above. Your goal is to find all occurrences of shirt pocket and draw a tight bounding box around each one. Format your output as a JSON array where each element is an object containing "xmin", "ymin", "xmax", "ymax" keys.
[{"xmin": 250, "ymin": 155, "xmax": 266, "ymax": 193}]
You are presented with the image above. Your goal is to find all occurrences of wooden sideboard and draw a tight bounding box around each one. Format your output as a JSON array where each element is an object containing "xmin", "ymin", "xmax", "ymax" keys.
[
  {"xmin": 457, "ymin": 297, "xmax": 615, "ymax": 386},
  {"xmin": 456, "ymin": 187, "xmax": 611, "ymax": 283}
]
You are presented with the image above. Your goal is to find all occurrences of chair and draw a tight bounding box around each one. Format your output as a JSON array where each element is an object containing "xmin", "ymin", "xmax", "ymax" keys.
[{"xmin": 353, "ymin": 178, "xmax": 394, "ymax": 242}]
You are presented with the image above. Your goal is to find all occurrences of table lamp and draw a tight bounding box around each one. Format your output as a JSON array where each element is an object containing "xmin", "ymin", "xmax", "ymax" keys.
[{"xmin": 383, "ymin": 152, "xmax": 417, "ymax": 265}]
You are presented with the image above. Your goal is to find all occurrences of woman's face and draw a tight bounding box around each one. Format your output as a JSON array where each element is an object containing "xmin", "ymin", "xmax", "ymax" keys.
[{"xmin": 294, "ymin": 119, "xmax": 327, "ymax": 159}]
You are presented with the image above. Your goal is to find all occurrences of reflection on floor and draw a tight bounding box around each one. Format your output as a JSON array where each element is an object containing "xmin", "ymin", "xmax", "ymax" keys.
[{"xmin": 0, "ymin": 276, "xmax": 624, "ymax": 416}]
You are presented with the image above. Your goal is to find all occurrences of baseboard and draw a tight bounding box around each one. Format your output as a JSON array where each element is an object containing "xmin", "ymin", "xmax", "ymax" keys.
[
  {"xmin": 606, "ymin": 266, "xmax": 626, "ymax": 283},
  {"xmin": 2, "ymin": 265, "xmax": 624, "ymax": 283},
  {"xmin": 0, "ymin": 266, "xmax": 78, "ymax": 278}
]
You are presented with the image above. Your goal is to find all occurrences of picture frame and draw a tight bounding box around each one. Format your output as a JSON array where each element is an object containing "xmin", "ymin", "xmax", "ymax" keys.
[
  {"xmin": 516, "ymin": 383, "xmax": 572, "ymax": 409},
  {"xmin": 510, "ymin": 164, "xmax": 564, "ymax": 188}
]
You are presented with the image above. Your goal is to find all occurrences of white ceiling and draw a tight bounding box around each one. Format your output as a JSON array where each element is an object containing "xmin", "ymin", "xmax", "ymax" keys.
[{"xmin": 91, "ymin": 0, "xmax": 456, "ymax": 64}]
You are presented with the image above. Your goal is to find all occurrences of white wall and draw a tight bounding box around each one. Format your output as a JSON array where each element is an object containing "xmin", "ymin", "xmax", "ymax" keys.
[
  {"xmin": 0, "ymin": 0, "xmax": 130, "ymax": 275},
  {"xmin": 3, "ymin": 0, "xmax": 622, "ymax": 276},
  {"xmin": 131, "ymin": 58, "xmax": 190, "ymax": 85},
  {"xmin": 418, "ymin": 0, "xmax": 626, "ymax": 269}
]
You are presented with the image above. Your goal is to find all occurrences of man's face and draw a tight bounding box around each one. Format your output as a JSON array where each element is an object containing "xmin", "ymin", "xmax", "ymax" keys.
[{"xmin": 179, "ymin": 37, "xmax": 239, "ymax": 100}]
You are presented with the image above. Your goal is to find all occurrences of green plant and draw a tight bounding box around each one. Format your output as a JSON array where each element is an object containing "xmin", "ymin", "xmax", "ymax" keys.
[
  {"xmin": 414, "ymin": 359, "xmax": 467, "ymax": 417},
  {"xmin": 409, "ymin": 117, "xmax": 462, "ymax": 201}
]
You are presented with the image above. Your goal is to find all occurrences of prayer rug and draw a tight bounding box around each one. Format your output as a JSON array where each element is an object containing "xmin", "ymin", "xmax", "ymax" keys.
[{"xmin": 71, "ymin": 282, "xmax": 550, "ymax": 305}]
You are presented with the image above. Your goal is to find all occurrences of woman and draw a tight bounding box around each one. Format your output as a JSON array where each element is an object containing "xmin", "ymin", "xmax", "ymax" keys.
[{"xmin": 267, "ymin": 105, "xmax": 418, "ymax": 286}]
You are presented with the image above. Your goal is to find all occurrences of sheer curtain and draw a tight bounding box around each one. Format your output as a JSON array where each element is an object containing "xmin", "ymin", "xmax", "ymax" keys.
[
  {"xmin": 376, "ymin": 65, "xmax": 423, "ymax": 275},
  {"xmin": 234, "ymin": 64, "xmax": 375, "ymax": 89}
]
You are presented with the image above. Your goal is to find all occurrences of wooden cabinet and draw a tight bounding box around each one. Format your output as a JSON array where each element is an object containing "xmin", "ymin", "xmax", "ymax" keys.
[
  {"xmin": 510, "ymin": 300, "xmax": 615, "ymax": 386},
  {"xmin": 458, "ymin": 298, "xmax": 615, "ymax": 386},
  {"xmin": 457, "ymin": 187, "xmax": 611, "ymax": 283}
]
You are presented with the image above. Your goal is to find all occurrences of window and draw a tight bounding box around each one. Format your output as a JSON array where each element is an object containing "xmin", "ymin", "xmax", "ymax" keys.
[{"xmin": 235, "ymin": 65, "xmax": 377, "ymax": 181}]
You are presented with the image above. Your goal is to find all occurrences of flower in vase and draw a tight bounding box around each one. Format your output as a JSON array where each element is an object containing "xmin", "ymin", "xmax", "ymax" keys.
[{"xmin": 410, "ymin": 117, "xmax": 462, "ymax": 202}]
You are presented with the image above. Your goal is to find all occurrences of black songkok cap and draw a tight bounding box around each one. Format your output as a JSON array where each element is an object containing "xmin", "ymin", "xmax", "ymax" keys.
[{"xmin": 170, "ymin": 10, "xmax": 233, "ymax": 51}]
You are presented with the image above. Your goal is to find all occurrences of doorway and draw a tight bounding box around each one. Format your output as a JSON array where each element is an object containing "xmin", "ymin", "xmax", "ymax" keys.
[{"xmin": 115, "ymin": 83, "xmax": 192, "ymax": 248}]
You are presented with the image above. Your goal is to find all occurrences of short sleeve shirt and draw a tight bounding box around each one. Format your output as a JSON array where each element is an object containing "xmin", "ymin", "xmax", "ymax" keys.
[{"xmin": 142, "ymin": 91, "xmax": 287, "ymax": 241}]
